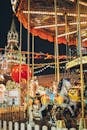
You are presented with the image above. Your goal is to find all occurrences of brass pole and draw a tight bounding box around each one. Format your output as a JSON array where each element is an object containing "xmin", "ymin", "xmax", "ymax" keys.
[
  {"xmin": 65, "ymin": 13, "xmax": 70, "ymax": 60},
  {"xmin": 27, "ymin": 0, "xmax": 30, "ymax": 120},
  {"xmin": 77, "ymin": 0, "xmax": 85, "ymax": 125},
  {"xmin": 54, "ymin": 0, "xmax": 60, "ymax": 83},
  {"xmin": 27, "ymin": 0, "xmax": 30, "ymax": 71},
  {"xmin": 32, "ymin": 35, "xmax": 34, "ymax": 77},
  {"xmin": 19, "ymin": 20, "xmax": 22, "ymax": 105}
]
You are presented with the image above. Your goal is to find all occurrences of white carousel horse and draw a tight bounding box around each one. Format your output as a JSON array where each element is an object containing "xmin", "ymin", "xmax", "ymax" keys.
[{"xmin": 57, "ymin": 78, "xmax": 79, "ymax": 116}]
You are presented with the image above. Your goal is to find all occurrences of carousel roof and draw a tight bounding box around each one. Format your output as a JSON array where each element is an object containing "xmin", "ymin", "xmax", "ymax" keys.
[{"xmin": 11, "ymin": 0, "xmax": 87, "ymax": 47}]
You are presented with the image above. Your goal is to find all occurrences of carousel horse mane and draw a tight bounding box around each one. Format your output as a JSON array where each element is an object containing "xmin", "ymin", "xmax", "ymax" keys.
[{"xmin": 58, "ymin": 78, "xmax": 71, "ymax": 92}]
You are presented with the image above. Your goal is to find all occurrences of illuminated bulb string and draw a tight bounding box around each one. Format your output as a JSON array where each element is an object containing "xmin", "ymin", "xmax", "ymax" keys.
[
  {"xmin": 34, "ymin": 64, "xmax": 65, "ymax": 75},
  {"xmin": 34, "ymin": 65, "xmax": 54, "ymax": 74}
]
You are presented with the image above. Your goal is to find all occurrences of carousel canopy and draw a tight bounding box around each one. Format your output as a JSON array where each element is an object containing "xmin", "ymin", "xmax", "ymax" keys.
[{"xmin": 11, "ymin": 0, "xmax": 87, "ymax": 47}]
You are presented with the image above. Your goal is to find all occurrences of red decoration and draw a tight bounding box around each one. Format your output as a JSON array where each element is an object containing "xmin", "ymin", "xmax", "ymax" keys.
[{"xmin": 11, "ymin": 64, "xmax": 32, "ymax": 83}]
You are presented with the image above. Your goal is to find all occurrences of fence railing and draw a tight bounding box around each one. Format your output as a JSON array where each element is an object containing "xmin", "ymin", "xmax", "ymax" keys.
[
  {"xmin": 0, "ymin": 120, "xmax": 87, "ymax": 130},
  {"xmin": 0, "ymin": 120, "xmax": 77, "ymax": 130}
]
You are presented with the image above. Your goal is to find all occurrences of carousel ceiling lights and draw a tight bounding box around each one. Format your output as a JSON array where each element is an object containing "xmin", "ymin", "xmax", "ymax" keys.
[{"xmin": 12, "ymin": 0, "xmax": 87, "ymax": 47}]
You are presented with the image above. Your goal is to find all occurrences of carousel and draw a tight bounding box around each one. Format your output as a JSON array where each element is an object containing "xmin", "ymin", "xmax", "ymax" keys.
[{"xmin": 0, "ymin": 0, "xmax": 87, "ymax": 129}]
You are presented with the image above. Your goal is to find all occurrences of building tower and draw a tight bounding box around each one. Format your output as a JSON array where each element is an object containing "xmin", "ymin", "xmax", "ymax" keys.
[
  {"xmin": 7, "ymin": 17, "xmax": 19, "ymax": 51},
  {"xmin": 1, "ymin": 17, "xmax": 26, "ymax": 73}
]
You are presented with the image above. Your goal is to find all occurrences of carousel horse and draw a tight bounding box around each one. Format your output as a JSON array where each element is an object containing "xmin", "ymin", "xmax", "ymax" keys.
[{"xmin": 58, "ymin": 78, "xmax": 77, "ymax": 116}]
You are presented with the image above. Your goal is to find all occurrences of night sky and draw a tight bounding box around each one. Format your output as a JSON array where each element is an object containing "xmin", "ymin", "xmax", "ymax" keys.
[{"xmin": 0, "ymin": 1, "xmax": 12, "ymax": 48}]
